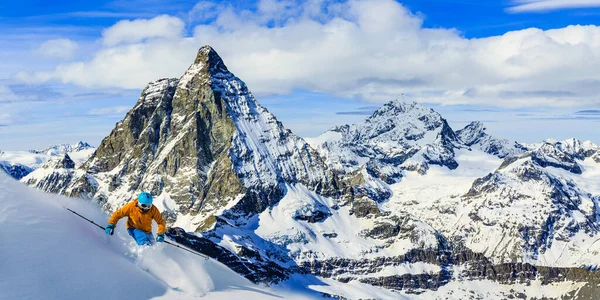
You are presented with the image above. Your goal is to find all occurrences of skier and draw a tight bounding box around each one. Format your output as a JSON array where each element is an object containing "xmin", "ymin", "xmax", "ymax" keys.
[{"xmin": 104, "ymin": 192, "xmax": 166, "ymax": 246}]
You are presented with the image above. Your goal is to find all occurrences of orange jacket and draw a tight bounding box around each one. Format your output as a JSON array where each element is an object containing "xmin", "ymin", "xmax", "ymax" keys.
[{"xmin": 108, "ymin": 200, "xmax": 166, "ymax": 234}]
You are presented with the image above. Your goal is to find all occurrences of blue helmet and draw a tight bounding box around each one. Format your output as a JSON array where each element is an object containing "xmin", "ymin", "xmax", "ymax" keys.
[{"xmin": 138, "ymin": 192, "xmax": 153, "ymax": 205}]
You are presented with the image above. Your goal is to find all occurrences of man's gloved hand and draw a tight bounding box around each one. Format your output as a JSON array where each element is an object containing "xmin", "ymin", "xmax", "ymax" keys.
[
  {"xmin": 156, "ymin": 233, "xmax": 165, "ymax": 243},
  {"xmin": 105, "ymin": 224, "xmax": 115, "ymax": 235}
]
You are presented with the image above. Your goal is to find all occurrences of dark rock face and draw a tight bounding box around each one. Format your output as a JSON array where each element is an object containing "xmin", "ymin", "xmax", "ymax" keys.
[
  {"xmin": 22, "ymin": 154, "xmax": 76, "ymax": 194},
  {"xmin": 89, "ymin": 78, "xmax": 179, "ymax": 174},
  {"xmin": 294, "ymin": 210, "xmax": 331, "ymax": 223},
  {"xmin": 58, "ymin": 154, "xmax": 75, "ymax": 169},
  {"xmin": 363, "ymin": 221, "xmax": 402, "ymax": 240},
  {"xmin": 351, "ymin": 197, "xmax": 380, "ymax": 218},
  {"xmin": 1, "ymin": 163, "xmax": 33, "ymax": 180},
  {"xmin": 301, "ymin": 247, "xmax": 600, "ymax": 295},
  {"xmin": 167, "ymin": 227, "xmax": 291, "ymax": 284},
  {"xmin": 531, "ymin": 143, "xmax": 582, "ymax": 174}
]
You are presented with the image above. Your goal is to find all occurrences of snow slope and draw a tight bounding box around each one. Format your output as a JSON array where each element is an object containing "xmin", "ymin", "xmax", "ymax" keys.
[{"xmin": 0, "ymin": 172, "xmax": 292, "ymax": 300}]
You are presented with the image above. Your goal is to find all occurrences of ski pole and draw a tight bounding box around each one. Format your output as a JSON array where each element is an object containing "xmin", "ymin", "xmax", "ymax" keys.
[
  {"xmin": 63, "ymin": 206, "xmax": 106, "ymax": 230},
  {"xmin": 164, "ymin": 240, "xmax": 209, "ymax": 260}
]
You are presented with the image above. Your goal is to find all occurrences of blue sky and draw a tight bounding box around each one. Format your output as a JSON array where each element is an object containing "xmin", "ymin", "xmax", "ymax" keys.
[{"xmin": 1, "ymin": 0, "xmax": 600, "ymax": 150}]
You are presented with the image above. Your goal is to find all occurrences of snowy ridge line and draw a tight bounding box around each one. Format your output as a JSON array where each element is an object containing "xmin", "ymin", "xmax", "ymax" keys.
[
  {"xmin": 29, "ymin": 141, "xmax": 94, "ymax": 155},
  {"xmin": 1, "ymin": 141, "xmax": 95, "ymax": 180}
]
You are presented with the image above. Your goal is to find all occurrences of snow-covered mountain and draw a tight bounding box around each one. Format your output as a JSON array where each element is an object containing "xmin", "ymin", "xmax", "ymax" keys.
[
  {"xmin": 457, "ymin": 148, "xmax": 600, "ymax": 266},
  {"xmin": 30, "ymin": 141, "xmax": 94, "ymax": 155},
  {"xmin": 25, "ymin": 46, "xmax": 337, "ymax": 232},
  {"xmin": 21, "ymin": 45, "xmax": 600, "ymax": 299},
  {"xmin": 305, "ymin": 101, "xmax": 528, "ymax": 206},
  {"xmin": 386, "ymin": 142, "xmax": 600, "ymax": 267},
  {"xmin": 0, "ymin": 141, "xmax": 95, "ymax": 180},
  {"xmin": 456, "ymin": 121, "xmax": 528, "ymax": 158},
  {"xmin": 306, "ymin": 101, "xmax": 467, "ymax": 205},
  {"xmin": 308, "ymin": 101, "xmax": 461, "ymax": 178},
  {"xmin": 22, "ymin": 154, "xmax": 79, "ymax": 194}
]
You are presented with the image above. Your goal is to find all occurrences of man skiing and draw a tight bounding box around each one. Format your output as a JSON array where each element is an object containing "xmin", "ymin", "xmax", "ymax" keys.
[{"xmin": 105, "ymin": 192, "xmax": 166, "ymax": 246}]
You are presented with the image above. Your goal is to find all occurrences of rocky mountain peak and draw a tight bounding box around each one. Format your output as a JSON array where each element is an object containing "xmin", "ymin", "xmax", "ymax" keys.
[
  {"xmin": 176, "ymin": 45, "xmax": 232, "ymax": 94},
  {"xmin": 550, "ymin": 138, "xmax": 599, "ymax": 159},
  {"xmin": 21, "ymin": 153, "xmax": 77, "ymax": 194},
  {"xmin": 73, "ymin": 141, "xmax": 93, "ymax": 151},
  {"xmin": 457, "ymin": 121, "xmax": 526, "ymax": 158},
  {"xmin": 174, "ymin": 45, "xmax": 230, "ymax": 91},
  {"xmin": 193, "ymin": 45, "xmax": 228, "ymax": 73},
  {"xmin": 32, "ymin": 45, "xmax": 337, "ymax": 231},
  {"xmin": 307, "ymin": 99, "xmax": 461, "ymax": 206},
  {"xmin": 456, "ymin": 121, "xmax": 485, "ymax": 146},
  {"xmin": 367, "ymin": 100, "xmax": 437, "ymax": 123},
  {"xmin": 531, "ymin": 142, "xmax": 583, "ymax": 174},
  {"xmin": 357, "ymin": 100, "xmax": 454, "ymax": 142}
]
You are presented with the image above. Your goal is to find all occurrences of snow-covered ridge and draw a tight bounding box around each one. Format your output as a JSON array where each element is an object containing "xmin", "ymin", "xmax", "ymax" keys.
[
  {"xmin": 307, "ymin": 100, "xmax": 464, "ymax": 205},
  {"xmin": 0, "ymin": 141, "xmax": 95, "ymax": 180},
  {"xmin": 318, "ymin": 102, "xmax": 452, "ymax": 179},
  {"xmin": 29, "ymin": 141, "xmax": 94, "ymax": 156},
  {"xmin": 308, "ymin": 100, "xmax": 461, "ymax": 178},
  {"xmin": 456, "ymin": 121, "xmax": 527, "ymax": 158}
]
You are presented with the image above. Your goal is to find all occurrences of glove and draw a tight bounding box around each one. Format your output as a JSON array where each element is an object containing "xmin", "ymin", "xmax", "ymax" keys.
[
  {"xmin": 156, "ymin": 233, "xmax": 165, "ymax": 243},
  {"xmin": 105, "ymin": 224, "xmax": 115, "ymax": 235}
]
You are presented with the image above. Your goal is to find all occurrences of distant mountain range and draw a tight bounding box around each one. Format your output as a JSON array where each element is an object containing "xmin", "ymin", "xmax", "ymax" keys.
[
  {"xmin": 29, "ymin": 141, "xmax": 94, "ymax": 156},
  {"xmin": 0, "ymin": 142, "xmax": 94, "ymax": 180}
]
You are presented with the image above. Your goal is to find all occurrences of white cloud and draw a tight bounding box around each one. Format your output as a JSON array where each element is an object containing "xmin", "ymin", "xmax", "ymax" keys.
[
  {"xmin": 507, "ymin": 0, "xmax": 600, "ymax": 13},
  {"xmin": 0, "ymin": 113, "xmax": 12, "ymax": 125},
  {"xmin": 188, "ymin": 1, "xmax": 223, "ymax": 23},
  {"xmin": 35, "ymin": 38, "xmax": 79, "ymax": 59},
  {"xmin": 102, "ymin": 14, "xmax": 185, "ymax": 46},
  {"xmin": 17, "ymin": 0, "xmax": 600, "ymax": 107},
  {"xmin": 88, "ymin": 106, "xmax": 132, "ymax": 115},
  {"xmin": 0, "ymin": 85, "xmax": 21, "ymax": 102}
]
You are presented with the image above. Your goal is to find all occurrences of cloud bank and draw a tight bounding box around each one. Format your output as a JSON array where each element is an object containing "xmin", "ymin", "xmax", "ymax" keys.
[
  {"xmin": 35, "ymin": 39, "xmax": 79, "ymax": 59},
  {"xmin": 88, "ymin": 106, "xmax": 131, "ymax": 116},
  {"xmin": 507, "ymin": 0, "xmax": 600, "ymax": 13},
  {"xmin": 18, "ymin": 0, "xmax": 600, "ymax": 108}
]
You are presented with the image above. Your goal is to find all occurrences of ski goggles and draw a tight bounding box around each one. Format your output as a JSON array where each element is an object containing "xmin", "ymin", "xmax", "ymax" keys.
[{"xmin": 138, "ymin": 202, "xmax": 152, "ymax": 211}]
